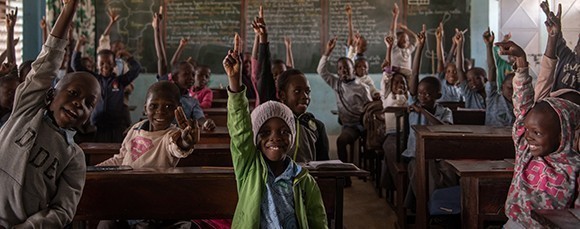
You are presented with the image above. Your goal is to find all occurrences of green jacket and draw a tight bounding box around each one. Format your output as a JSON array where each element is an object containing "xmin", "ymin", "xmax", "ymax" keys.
[{"xmin": 227, "ymin": 89, "xmax": 328, "ymax": 229}]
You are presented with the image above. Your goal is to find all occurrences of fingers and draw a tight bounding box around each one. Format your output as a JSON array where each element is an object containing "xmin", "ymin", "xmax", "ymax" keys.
[
  {"xmin": 174, "ymin": 106, "xmax": 188, "ymax": 129},
  {"xmin": 259, "ymin": 4, "xmax": 264, "ymax": 18},
  {"xmin": 233, "ymin": 33, "xmax": 241, "ymax": 54}
]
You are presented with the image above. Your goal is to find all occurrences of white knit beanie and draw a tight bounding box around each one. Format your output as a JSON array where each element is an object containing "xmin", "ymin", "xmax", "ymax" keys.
[{"xmin": 250, "ymin": 101, "xmax": 296, "ymax": 149}]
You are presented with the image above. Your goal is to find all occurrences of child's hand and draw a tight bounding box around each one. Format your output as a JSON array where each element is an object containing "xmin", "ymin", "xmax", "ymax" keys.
[
  {"xmin": 372, "ymin": 92, "xmax": 381, "ymax": 101},
  {"xmin": 107, "ymin": 8, "xmax": 120, "ymax": 23},
  {"xmin": 324, "ymin": 37, "xmax": 337, "ymax": 56},
  {"xmin": 173, "ymin": 107, "xmax": 200, "ymax": 150},
  {"xmin": 408, "ymin": 103, "xmax": 423, "ymax": 113},
  {"xmin": 345, "ymin": 4, "xmax": 352, "ymax": 15},
  {"xmin": 223, "ymin": 33, "xmax": 242, "ymax": 91},
  {"xmin": 495, "ymin": 40, "xmax": 527, "ymax": 68},
  {"xmin": 6, "ymin": 8, "xmax": 17, "ymax": 29},
  {"xmin": 77, "ymin": 35, "xmax": 87, "ymax": 46},
  {"xmin": 502, "ymin": 33, "xmax": 511, "ymax": 42},
  {"xmin": 397, "ymin": 23, "xmax": 408, "ymax": 31},
  {"xmin": 417, "ymin": 24, "xmax": 426, "ymax": 45},
  {"xmin": 384, "ymin": 35, "xmax": 394, "ymax": 47},
  {"xmin": 152, "ymin": 12, "xmax": 160, "ymax": 29},
  {"xmin": 392, "ymin": 3, "xmax": 399, "ymax": 16},
  {"xmin": 540, "ymin": 1, "xmax": 550, "ymax": 17},
  {"xmin": 179, "ymin": 37, "xmax": 189, "ymax": 47},
  {"xmin": 436, "ymin": 22, "xmax": 444, "ymax": 39},
  {"xmin": 0, "ymin": 63, "xmax": 15, "ymax": 75},
  {"xmin": 116, "ymin": 50, "xmax": 132, "ymax": 59},
  {"xmin": 452, "ymin": 28, "xmax": 464, "ymax": 45},
  {"xmin": 483, "ymin": 27, "xmax": 495, "ymax": 46},
  {"xmin": 202, "ymin": 119, "xmax": 216, "ymax": 131},
  {"xmin": 40, "ymin": 16, "xmax": 47, "ymax": 29},
  {"xmin": 544, "ymin": 3, "xmax": 562, "ymax": 37},
  {"xmin": 284, "ymin": 36, "xmax": 292, "ymax": 48}
]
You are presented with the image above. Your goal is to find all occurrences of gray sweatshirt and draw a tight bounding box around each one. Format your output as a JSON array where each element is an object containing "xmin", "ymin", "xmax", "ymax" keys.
[
  {"xmin": 0, "ymin": 36, "xmax": 86, "ymax": 228},
  {"xmin": 317, "ymin": 55, "xmax": 372, "ymax": 126}
]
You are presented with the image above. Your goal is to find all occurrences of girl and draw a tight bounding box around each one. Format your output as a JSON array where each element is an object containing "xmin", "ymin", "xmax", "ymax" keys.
[{"xmin": 192, "ymin": 65, "xmax": 213, "ymax": 109}]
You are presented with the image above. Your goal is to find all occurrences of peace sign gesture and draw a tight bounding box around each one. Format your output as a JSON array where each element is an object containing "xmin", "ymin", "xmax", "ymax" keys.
[{"xmin": 172, "ymin": 106, "xmax": 200, "ymax": 150}]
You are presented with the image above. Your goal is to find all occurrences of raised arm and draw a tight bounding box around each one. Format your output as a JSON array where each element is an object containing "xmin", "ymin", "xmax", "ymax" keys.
[
  {"xmin": 284, "ymin": 36, "xmax": 294, "ymax": 68},
  {"xmin": 381, "ymin": 35, "xmax": 394, "ymax": 97},
  {"xmin": 409, "ymin": 25, "xmax": 426, "ymax": 96},
  {"xmin": 317, "ymin": 37, "xmax": 340, "ymax": 89},
  {"xmin": 495, "ymin": 41, "xmax": 531, "ymax": 119},
  {"xmin": 6, "ymin": 8, "xmax": 17, "ymax": 66},
  {"xmin": 435, "ymin": 22, "xmax": 445, "ymax": 73},
  {"xmin": 40, "ymin": 16, "xmax": 49, "ymax": 44},
  {"xmin": 71, "ymin": 35, "xmax": 89, "ymax": 72},
  {"xmin": 116, "ymin": 50, "xmax": 141, "ymax": 86},
  {"xmin": 102, "ymin": 8, "xmax": 119, "ymax": 37},
  {"xmin": 253, "ymin": 6, "xmax": 276, "ymax": 104},
  {"xmin": 390, "ymin": 3, "xmax": 399, "ymax": 37},
  {"xmin": 152, "ymin": 12, "xmax": 167, "ymax": 76},
  {"xmin": 536, "ymin": 1, "xmax": 561, "ymax": 101},
  {"xmin": 171, "ymin": 37, "xmax": 188, "ymax": 68},
  {"xmin": 398, "ymin": 23, "xmax": 418, "ymax": 46},
  {"xmin": 454, "ymin": 29, "xmax": 466, "ymax": 84},
  {"xmin": 346, "ymin": 4, "xmax": 354, "ymax": 47},
  {"xmin": 483, "ymin": 27, "xmax": 497, "ymax": 83}
]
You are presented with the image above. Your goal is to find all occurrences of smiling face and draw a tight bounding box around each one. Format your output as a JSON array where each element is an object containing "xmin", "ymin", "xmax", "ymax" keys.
[
  {"xmin": 0, "ymin": 77, "xmax": 19, "ymax": 110},
  {"xmin": 49, "ymin": 73, "xmax": 100, "ymax": 129},
  {"xmin": 144, "ymin": 91, "xmax": 180, "ymax": 131},
  {"xmin": 354, "ymin": 59, "xmax": 369, "ymax": 77},
  {"xmin": 258, "ymin": 117, "xmax": 292, "ymax": 162},
  {"xmin": 279, "ymin": 73, "xmax": 311, "ymax": 115},
  {"xmin": 397, "ymin": 32, "xmax": 410, "ymax": 48},
  {"xmin": 524, "ymin": 102, "xmax": 561, "ymax": 157},
  {"xmin": 174, "ymin": 63, "xmax": 195, "ymax": 91},
  {"xmin": 194, "ymin": 66, "xmax": 211, "ymax": 89},
  {"xmin": 417, "ymin": 78, "xmax": 441, "ymax": 109},
  {"xmin": 466, "ymin": 68, "xmax": 486, "ymax": 92},
  {"xmin": 97, "ymin": 53, "xmax": 115, "ymax": 77},
  {"xmin": 391, "ymin": 74, "xmax": 408, "ymax": 95},
  {"xmin": 445, "ymin": 64, "xmax": 458, "ymax": 85},
  {"xmin": 337, "ymin": 58, "xmax": 355, "ymax": 81}
]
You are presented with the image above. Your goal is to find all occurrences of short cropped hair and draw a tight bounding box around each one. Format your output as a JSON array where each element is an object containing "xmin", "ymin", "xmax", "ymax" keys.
[
  {"xmin": 419, "ymin": 76, "xmax": 442, "ymax": 92},
  {"xmin": 146, "ymin": 81, "xmax": 181, "ymax": 104}
]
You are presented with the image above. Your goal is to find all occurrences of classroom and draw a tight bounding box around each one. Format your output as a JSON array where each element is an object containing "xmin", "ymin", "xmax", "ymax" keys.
[{"xmin": 0, "ymin": 0, "xmax": 578, "ymax": 228}]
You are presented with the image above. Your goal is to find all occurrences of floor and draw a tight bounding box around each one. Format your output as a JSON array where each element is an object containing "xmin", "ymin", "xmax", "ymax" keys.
[{"xmin": 327, "ymin": 135, "xmax": 398, "ymax": 229}]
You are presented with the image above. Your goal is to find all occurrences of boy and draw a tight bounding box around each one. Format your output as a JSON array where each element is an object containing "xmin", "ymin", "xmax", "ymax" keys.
[
  {"xmin": 401, "ymin": 26, "xmax": 455, "ymax": 208},
  {"xmin": 435, "ymin": 22, "xmax": 462, "ymax": 102},
  {"xmin": 0, "ymin": 1, "xmax": 101, "ymax": 227},
  {"xmin": 72, "ymin": 45, "xmax": 141, "ymax": 143},
  {"xmin": 97, "ymin": 82, "xmax": 198, "ymax": 170},
  {"xmin": 483, "ymin": 28, "xmax": 515, "ymax": 126},
  {"xmin": 318, "ymin": 37, "xmax": 372, "ymax": 175},
  {"xmin": 223, "ymin": 34, "xmax": 327, "ymax": 228},
  {"xmin": 456, "ymin": 29, "xmax": 486, "ymax": 109},
  {"xmin": 495, "ymin": 39, "xmax": 580, "ymax": 229}
]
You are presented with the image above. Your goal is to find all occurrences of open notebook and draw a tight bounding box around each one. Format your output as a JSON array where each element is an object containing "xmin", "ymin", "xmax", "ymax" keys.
[
  {"xmin": 302, "ymin": 160, "xmax": 358, "ymax": 171},
  {"xmin": 87, "ymin": 165, "xmax": 133, "ymax": 172}
]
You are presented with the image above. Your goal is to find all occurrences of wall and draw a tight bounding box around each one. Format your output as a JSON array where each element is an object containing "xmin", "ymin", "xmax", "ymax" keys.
[{"xmin": 470, "ymin": 0, "xmax": 490, "ymax": 70}]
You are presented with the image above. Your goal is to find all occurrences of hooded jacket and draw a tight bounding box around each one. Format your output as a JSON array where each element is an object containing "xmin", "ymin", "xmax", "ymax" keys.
[
  {"xmin": 227, "ymin": 88, "xmax": 328, "ymax": 229},
  {"xmin": 505, "ymin": 67, "xmax": 580, "ymax": 228}
]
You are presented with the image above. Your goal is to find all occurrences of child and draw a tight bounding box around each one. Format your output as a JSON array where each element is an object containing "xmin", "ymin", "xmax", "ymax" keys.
[
  {"xmin": 318, "ymin": 37, "xmax": 372, "ymax": 173},
  {"xmin": 483, "ymin": 28, "xmax": 515, "ymax": 126},
  {"xmin": 456, "ymin": 29, "xmax": 486, "ymax": 109},
  {"xmin": 223, "ymin": 34, "xmax": 328, "ymax": 228},
  {"xmin": 192, "ymin": 65, "xmax": 213, "ymax": 109},
  {"xmin": 400, "ymin": 26, "xmax": 455, "ymax": 208},
  {"xmin": 390, "ymin": 3, "xmax": 417, "ymax": 71},
  {"xmin": 0, "ymin": 75, "xmax": 19, "ymax": 128},
  {"xmin": 355, "ymin": 57, "xmax": 380, "ymax": 100},
  {"xmin": 435, "ymin": 22, "xmax": 462, "ymax": 102},
  {"xmin": 252, "ymin": 7, "xmax": 330, "ymax": 162},
  {"xmin": 0, "ymin": 1, "xmax": 100, "ymax": 227},
  {"xmin": 97, "ymin": 81, "xmax": 198, "ymax": 168},
  {"xmin": 495, "ymin": 39, "xmax": 580, "ymax": 229},
  {"xmin": 152, "ymin": 12, "xmax": 216, "ymax": 131}
]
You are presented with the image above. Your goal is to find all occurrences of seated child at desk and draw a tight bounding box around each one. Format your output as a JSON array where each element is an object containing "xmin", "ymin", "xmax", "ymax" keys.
[
  {"xmin": 0, "ymin": 1, "xmax": 99, "ymax": 227},
  {"xmin": 223, "ymin": 34, "xmax": 328, "ymax": 228},
  {"xmin": 483, "ymin": 28, "xmax": 515, "ymax": 127},
  {"xmin": 401, "ymin": 26, "xmax": 456, "ymax": 208},
  {"xmin": 496, "ymin": 15, "xmax": 580, "ymax": 229},
  {"xmin": 97, "ymin": 81, "xmax": 199, "ymax": 168},
  {"xmin": 435, "ymin": 22, "xmax": 462, "ymax": 103},
  {"xmin": 456, "ymin": 29, "xmax": 486, "ymax": 109}
]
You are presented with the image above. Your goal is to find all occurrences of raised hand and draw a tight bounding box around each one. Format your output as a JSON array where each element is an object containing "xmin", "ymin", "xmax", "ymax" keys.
[
  {"xmin": 452, "ymin": 28, "xmax": 464, "ymax": 45},
  {"xmin": 223, "ymin": 33, "xmax": 242, "ymax": 82},
  {"xmin": 202, "ymin": 119, "xmax": 216, "ymax": 131},
  {"xmin": 324, "ymin": 37, "xmax": 337, "ymax": 56},
  {"xmin": 77, "ymin": 35, "xmax": 87, "ymax": 46},
  {"xmin": 540, "ymin": 1, "xmax": 550, "ymax": 17},
  {"xmin": 172, "ymin": 106, "xmax": 200, "ymax": 150},
  {"xmin": 502, "ymin": 32, "xmax": 512, "ymax": 42},
  {"xmin": 152, "ymin": 12, "xmax": 160, "ymax": 29},
  {"xmin": 0, "ymin": 63, "xmax": 15, "ymax": 75},
  {"xmin": 392, "ymin": 3, "xmax": 399, "ymax": 16},
  {"xmin": 417, "ymin": 24, "xmax": 427, "ymax": 45},
  {"xmin": 494, "ymin": 40, "xmax": 525, "ymax": 58},
  {"xmin": 284, "ymin": 36, "xmax": 292, "ymax": 47},
  {"xmin": 384, "ymin": 35, "xmax": 394, "ymax": 47},
  {"xmin": 6, "ymin": 8, "xmax": 18, "ymax": 29},
  {"xmin": 107, "ymin": 8, "xmax": 120, "ymax": 23},
  {"xmin": 345, "ymin": 4, "xmax": 352, "ymax": 15},
  {"xmin": 436, "ymin": 22, "xmax": 444, "ymax": 40},
  {"xmin": 483, "ymin": 27, "xmax": 495, "ymax": 46},
  {"xmin": 179, "ymin": 37, "xmax": 189, "ymax": 47},
  {"xmin": 40, "ymin": 16, "xmax": 47, "ymax": 29},
  {"xmin": 544, "ymin": 3, "xmax": 562, "ymax": 37},
  {"xmin": 116, "ymin": 49, "xmax": 132, "ymax": 59}
]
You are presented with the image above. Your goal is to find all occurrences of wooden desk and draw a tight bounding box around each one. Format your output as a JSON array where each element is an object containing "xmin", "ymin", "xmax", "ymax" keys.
[
  {"xmin": 81, "ymin": 143, "xmax": 232, "ymax": 166},
  {"xmin": 74, "ymin": 167, "xmax": 369, "ymax": 229},
  {"xmin": 452, "ymin": 109, "xmax": 486, "ymax": 125},
  {"xmin": 211, "ymin": 88, "xmax": 228, "ymax": 100},
  {"xmin": 211, "ymin": 98, "xmax": 255, "ymax": 109},
  {"xmin": 414, "ymin": 125, "xmax": 514, "ymax": 228},
  {"xmin": 531, "ymin": 209, "xmax": 580, "ymax": 229},
  {"xmin": 204, "ymin": 108, "xmax": 228, "ymax": 127},
  {"xmin": 446, "ymin": 160, "xmax": 514, "ymax": 229},
  {"xmin": 198, "ymin": 126, "xmax": 230, "ymax": 144}
]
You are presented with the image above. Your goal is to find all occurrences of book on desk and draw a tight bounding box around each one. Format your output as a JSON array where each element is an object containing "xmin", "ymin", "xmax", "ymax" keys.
[{"xmin": 302, "ymin": 160, "xmax": 358, "ymax": 171}]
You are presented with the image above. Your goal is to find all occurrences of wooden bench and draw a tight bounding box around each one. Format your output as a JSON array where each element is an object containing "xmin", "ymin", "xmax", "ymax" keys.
[
  {"xmin": 413, "ymin": 125, "xmax": 515, "ymax": 228},
  {"xmin": 74, "ymin": 167, "xmax": 369, "ymax": 229},
  {"xmin": 204, "ymin": 108, "xmax": 228, "ymax": 127},
  {"xmin": 81, "ymin": 142, "xmax": 232, "ymax": 167},
  {"xmin": 211, "ymin": 98, "xmax": 256, "ymax": 109},
  {"xmin": 531, "ymin": 209, "xmax": 580, "ymax": 229},
  {"xmin": 446, "ymin": 160, "xmax": 514, "ymax": 228}
]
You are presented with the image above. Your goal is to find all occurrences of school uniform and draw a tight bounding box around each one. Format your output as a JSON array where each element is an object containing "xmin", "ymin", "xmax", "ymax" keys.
[
  {"xmin": 97, "ymin": 119, "xmax": 193, "ymax": 168},
  {"xmin": 437, "ymin": 72, "xmax": 463, "ymax": 102},
  {"xmin": 357, "ymin": 74, "xmax": 379, "ymax": 96},
  {"xmin": 459, "ymin": 81, "xmax": 486, "ymax": 109},
  {"xmin": 485, "ymin": 82, "xmax": 514, "ymax": 127},
  {"xmin": 505, "ymin": 67, "xmax": 580, "ymax": 228},
  {"xmin": 0, "ymin": 36, "xmax": 85, "ymax": 228}
]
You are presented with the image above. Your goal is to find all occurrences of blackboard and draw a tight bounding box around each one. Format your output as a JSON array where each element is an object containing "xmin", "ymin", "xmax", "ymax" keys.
[
  {"xmin": 406, "ymin": 0, "xmax": 471, "ymax": 74},
  {"xmin": 245, "ymin": 0, "xmax": 323, "ymax": 73},
  {"xmin": 94, "ymin": 0, "xmax": 469, "ymax": 74}
]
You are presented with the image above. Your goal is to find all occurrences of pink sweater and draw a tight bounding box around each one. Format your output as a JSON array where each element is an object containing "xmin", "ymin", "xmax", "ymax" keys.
[{"xmin": 192, "ymin": 87, "xmax": 213, "ymax": 109}]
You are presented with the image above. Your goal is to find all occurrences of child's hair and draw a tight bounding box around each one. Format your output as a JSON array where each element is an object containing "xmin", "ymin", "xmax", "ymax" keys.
[
  {"xmin": 18, "ymin": 60, "xmax": 33, "ymax": 81},
  {"xmin": 146, "ymin": 81, "xmax": 181, "ymax": 104},
  {"xmin": 276, "ymin": 69, "xmax": 305, "ymax": 92},
  {"xmin": 172, "ymin": 61, "xmax": 195, "ymax": 80},
  {"xmin": 97, "ymin": 49, "xmax": 115, "ymax": 58},
  {"xmin": 272, "ymin": 59, "xmax": 285, "ymax": 66},
  {"xmin": 337, "ymin": 57, "xmax": 354, "ymax": 66},
  {"xmin": 467, "ymin": 67, "xmax": 486, "ymax": 79},
  {"xmin": 355, "ymin": 57, "xmax": 368, "ymax": 65},
  {"xmin": 419, "ymin": 76, "xmax": 442, "ymax": 92}
]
